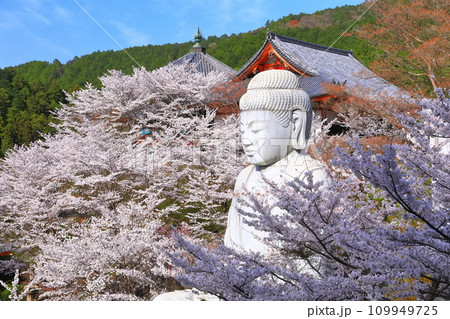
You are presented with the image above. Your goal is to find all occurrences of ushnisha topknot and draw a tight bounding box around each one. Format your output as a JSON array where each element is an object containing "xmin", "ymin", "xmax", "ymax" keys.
[{"xmin": 239, "ymin": 69, "xmax": 312, "ymax": 139}]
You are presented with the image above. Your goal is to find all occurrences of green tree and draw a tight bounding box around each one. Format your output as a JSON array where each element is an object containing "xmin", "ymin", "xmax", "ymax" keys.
[{"xmin": 0, "ymin": 88, "xmax": 10, "ymax": 117}]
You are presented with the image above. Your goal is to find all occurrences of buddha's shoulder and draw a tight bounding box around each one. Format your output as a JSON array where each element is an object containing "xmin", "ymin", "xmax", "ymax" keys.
[
  {"xmin": 287, "ymin": 155, "xmax": 330, "ymax": 185},
  {"xmin": 236, "ymin": 164, "xmax": 256, "ymax": 180},
  {"xmin": 300, "ymin": 156, "xmax": 331, "ymax": 186},
  {"xmin": 302, "ymin": 155, "xmax": 326, "ymax": 171},
  {"xmin": 233, "ymin": 165, "xmax": 257, "ymax": 189}
]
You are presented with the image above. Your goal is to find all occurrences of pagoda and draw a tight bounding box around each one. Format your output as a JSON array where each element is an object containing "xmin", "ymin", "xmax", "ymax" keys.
[{"xmin": 171, "ymin": 28, "xmax": 237, "ymax": 77}]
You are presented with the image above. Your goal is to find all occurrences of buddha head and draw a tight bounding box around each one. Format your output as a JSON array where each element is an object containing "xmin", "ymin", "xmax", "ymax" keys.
[{"xmin": 239, "ymin": 69, "xmax": 312, "ymax": 166}]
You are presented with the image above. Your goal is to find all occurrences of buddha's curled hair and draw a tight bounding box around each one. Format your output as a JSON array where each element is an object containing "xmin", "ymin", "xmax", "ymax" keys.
[{"xmin": 239, "ymin": 69, "xmax": 312, "ymax": 139}]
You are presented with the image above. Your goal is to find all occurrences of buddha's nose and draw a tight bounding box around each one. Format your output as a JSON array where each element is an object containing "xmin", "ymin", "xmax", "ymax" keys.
[{"xmin": 241, "ymin": 137, "xmax": 253, "ymax": 147}]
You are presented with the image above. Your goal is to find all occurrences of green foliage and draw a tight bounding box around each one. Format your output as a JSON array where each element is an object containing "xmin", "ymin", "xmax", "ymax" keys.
[
  {"xmin": 0, "ymin": 282, "xmax": 11, "ymax": 301},
  {"xmin": 0, "ymin": 68, "xmax": 65, "ymax": 157}
]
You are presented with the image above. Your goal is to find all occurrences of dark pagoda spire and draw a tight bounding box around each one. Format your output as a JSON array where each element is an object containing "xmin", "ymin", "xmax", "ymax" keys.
[{"xmin": 191, "ymin": 27, "xmax": 206, "ymax": 53}]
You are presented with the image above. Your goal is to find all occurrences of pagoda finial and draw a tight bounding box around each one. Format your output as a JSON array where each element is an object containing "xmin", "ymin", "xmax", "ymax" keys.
[
  {"xmin": 193, "ymin": 27, "xmax": 203, "ymax": 47},
  {"xmin": 191, "ymin": 27, "xmax": 206, "ymax": 53}
]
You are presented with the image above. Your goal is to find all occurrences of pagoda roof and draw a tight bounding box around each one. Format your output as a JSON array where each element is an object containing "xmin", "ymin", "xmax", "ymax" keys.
[
  {"xmin": 169, "ymin": 27, "xmax": 237, "ymax": 77},
  {"xmin": 237, "ymin": 32, "xmax": 405, "ymax": 98},
  {"xmin": 171, "ymin": 50, "xmax": 237, "ymax": 76}
]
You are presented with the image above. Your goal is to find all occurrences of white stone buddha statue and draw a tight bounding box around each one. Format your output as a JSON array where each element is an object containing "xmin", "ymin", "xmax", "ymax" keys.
[{"xmin": 224, "ymin": 69, "xmax": 329, "ymax": 254}]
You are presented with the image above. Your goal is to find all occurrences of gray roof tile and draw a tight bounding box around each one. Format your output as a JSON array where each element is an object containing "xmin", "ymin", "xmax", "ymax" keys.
[
  {"xmin": 171, "ymin": 51, "xmax": 237, "ymax": 76},
  {"xmin": 237, "ymin": 32, "xmax": 405, "ymax": 98}
]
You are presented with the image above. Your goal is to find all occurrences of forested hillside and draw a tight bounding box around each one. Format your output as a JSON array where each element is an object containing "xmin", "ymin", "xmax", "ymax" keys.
[{"xmin": 0, "ymin": 71, "xmax": 66, "ymax": 156}]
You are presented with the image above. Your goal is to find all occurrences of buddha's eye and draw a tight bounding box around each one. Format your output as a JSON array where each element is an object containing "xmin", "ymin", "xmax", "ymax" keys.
[{"xmin": 249, "ymin": 122, "xmax": 266, "ymax": 133}]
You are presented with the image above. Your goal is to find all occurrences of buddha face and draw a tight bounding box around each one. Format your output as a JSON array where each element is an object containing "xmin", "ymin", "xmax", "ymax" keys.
[{"xmin": 240, "ymin": 110, "xmax": 293, "ymax": 166}]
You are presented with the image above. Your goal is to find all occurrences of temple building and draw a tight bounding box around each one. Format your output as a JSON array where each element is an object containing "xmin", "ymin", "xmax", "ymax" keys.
[
  {"xmin": 236, "ymin": 31, "xmax": 402, "ymax": 99},
  {"xmin": 235, "ymin": 32, "xmax": 405, "ymax": 132},
  {"xmin": 171, "ymin": 28, "xmax": 237, "ymax": 77}
]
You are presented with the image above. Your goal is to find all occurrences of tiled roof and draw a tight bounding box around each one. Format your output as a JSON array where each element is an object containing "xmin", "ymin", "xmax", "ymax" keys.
[
  {"xmin": 171, "ymin": 51, "xmax": 237, "ymax": 76},
  {"xmin": 237, "ymin": 32, "xmax": 405, "ymax": 98}
]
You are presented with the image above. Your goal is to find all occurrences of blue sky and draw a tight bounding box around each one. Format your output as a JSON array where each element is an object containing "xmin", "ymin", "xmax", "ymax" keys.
[{"xmin": 0, "ymin": 0, "xmax": 364, "ymax": 68}]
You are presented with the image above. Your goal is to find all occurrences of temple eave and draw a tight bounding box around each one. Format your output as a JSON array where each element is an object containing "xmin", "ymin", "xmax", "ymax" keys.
[{"xmin": 235, "ymin": 43, "xmax": 312, "ymax": 81}]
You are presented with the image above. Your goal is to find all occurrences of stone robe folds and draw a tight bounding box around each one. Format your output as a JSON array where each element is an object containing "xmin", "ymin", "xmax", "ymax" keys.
[{"xmin": 224, "ymin": 150, "xmax": 329, "ymax": 254}]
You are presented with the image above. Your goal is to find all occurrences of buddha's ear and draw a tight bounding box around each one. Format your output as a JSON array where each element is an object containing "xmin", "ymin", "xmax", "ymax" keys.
[{"xmin": 291, "ymin": 109, "xmax": 307, "ymax": 150}]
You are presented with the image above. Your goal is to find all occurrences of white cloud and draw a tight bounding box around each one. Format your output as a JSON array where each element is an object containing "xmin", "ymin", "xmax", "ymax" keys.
[
  {"xmin": 236, "ymin": 0, "xmax": 268, "ymax": 25},
  {"xmin": 22, "ymin": 0, "xmax": 44, "ymax": 7},
  {"xmin": 111, "ymin": 21, "xmax": 151, "ymax": 47},
  {"xmin": 54, "ymin": 5, "xmax": 74, "ymax": 22},
  {"xmin": 0, "ymin": 10, "xmax": 25, "ymax": 32},
  {"xmin": 19, "ymin": 0, "xmax": 51, "ymax": 25},
  {"xmin": 214, "ymin": 0, "xmax": 268, "ymax": 34},
  {"xmin": 25, "ymin": 7, "xmax": 51, "ymax": 25},
  {"xmin": 0, "ymin": 4, "xmax": 51, "ymax": 34}
]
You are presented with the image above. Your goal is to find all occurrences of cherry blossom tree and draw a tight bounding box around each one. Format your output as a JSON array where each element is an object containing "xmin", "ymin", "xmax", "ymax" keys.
[
  {"xmin": 32, "ymin": 202, "xmax": 172, "ymax": 301},
  {"xmin": 0, "ymin": 63, "xmax": 244, "ymax": 300}
]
